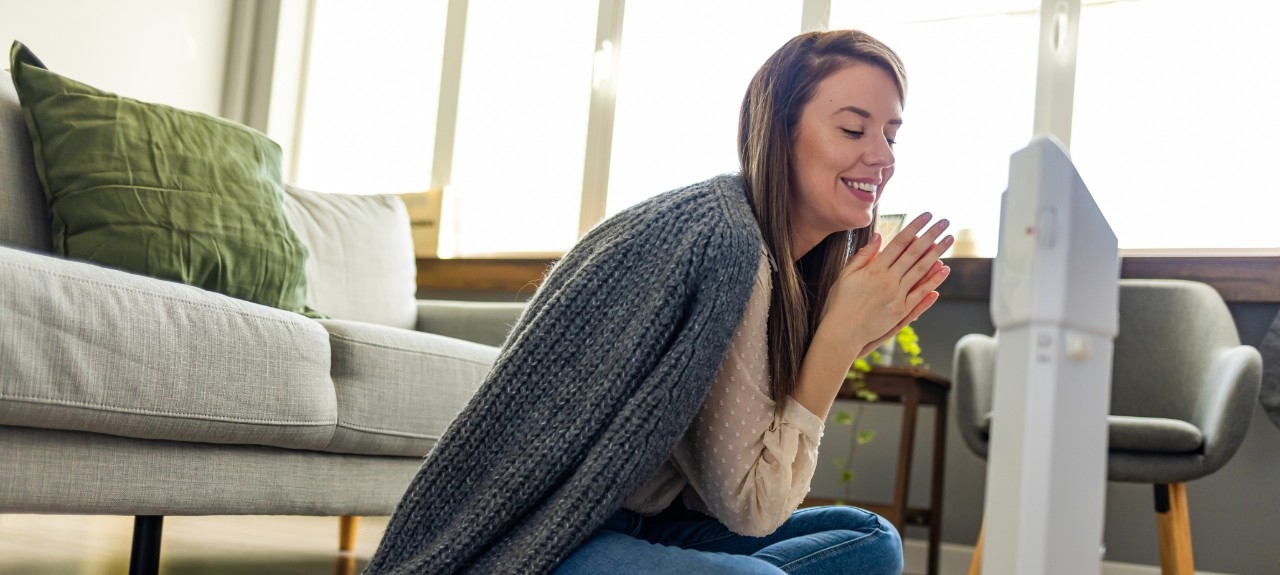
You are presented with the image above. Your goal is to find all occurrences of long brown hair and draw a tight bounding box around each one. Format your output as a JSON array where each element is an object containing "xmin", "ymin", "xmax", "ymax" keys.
[{"xmin": 738, "ymin": 30, "xmax": 907, "ymax": 403}]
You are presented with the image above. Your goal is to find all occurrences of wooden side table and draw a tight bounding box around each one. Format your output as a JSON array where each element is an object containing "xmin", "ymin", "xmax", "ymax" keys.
[{"xmin": 804, "ymin": 365, "xmax": 951, "ymax": 575}]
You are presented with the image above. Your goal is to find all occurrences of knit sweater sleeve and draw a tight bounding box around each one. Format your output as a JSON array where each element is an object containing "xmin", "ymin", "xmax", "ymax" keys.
[{"xmin": 674, "ymin": 253, "xmax": 826, "ymax": 537}]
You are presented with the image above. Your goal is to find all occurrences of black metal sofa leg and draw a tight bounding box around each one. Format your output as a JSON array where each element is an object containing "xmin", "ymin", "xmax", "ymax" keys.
[{"xmin": 129, "ymin": 515, "xmax": 164, "ymax": 575}]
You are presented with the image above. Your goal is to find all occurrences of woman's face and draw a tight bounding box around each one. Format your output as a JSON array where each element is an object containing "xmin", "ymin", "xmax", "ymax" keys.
[{"xmin": 789, "ymin": 63, "xmax": 902, "ymax": 257}]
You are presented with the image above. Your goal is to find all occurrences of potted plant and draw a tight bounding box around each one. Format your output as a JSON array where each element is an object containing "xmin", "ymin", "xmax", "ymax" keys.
[{"xmin": 830, "ymin": 324, "xmax": 925, "ymax": 503}]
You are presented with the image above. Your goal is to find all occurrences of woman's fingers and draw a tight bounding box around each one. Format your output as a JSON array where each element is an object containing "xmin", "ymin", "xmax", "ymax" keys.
[
  {"xmin": 876, "ymin": 212, "xmax": 933, "ymax": 268},
  {"xmin": 909, "ymin": 290, "xmax": 941, "ymax": 323},
  {"xmin": 889, "ymin": 218, "xmax": 951, "ymax": 278},
  {"xmin": 842, "ymin": 232, "xmax": 882, "ymax": 273},
  {"xmin": 901, "ymin": 234, "xmax": 954, "ymax": 290},
  {"xmin": 856, "ymin": 288, "xmax": 942, "ymax": 359},
  {"xmin": 888, "ymin": 266, "xmax": 948, "ymax": 343},
  {"xmin": 907, "ymin": 265, "xmax": 950, "ymax": 309}
]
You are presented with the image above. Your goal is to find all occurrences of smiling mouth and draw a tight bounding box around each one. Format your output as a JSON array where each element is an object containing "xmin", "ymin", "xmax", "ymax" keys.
[{"xmin": 842, "ymin": 178, "xmax": 878, "ymax": 197}]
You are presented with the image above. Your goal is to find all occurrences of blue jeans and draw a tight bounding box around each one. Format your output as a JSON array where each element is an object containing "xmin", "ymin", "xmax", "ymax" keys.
[{"xmin": 555, "ymin": 504, "xmax": 903, "ymax": 574}]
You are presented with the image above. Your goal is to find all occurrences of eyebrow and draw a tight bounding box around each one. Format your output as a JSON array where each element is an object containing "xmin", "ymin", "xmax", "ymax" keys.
[{"xmin": 836, "ymin": 105, "xmax": 903, "ymax": 126}]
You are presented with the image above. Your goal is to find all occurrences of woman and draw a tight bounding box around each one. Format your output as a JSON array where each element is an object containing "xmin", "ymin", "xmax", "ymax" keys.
[{"xmin": 366, "ymin": 29, "xmax": 951, "ymax": 575}]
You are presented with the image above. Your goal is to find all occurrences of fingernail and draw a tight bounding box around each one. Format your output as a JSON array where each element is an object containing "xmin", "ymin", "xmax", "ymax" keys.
[
  {"xmin": 938, "ymin": 219, "xmax": 950, "ymax": 230},
  {"xmin": 942, "ymin": 234, "xmax": 955, "ymax": 245}
]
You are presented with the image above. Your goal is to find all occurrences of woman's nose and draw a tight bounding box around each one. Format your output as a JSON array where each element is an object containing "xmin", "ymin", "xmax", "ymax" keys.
[{"xmin": 865, "ymin": 137, "xmax": 895, "ymax": 168}]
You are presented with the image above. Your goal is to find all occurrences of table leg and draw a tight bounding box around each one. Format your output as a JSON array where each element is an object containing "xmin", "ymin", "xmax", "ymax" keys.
[
  {"xmin": 891, "ymin": 385, "xmax": 921, "ymax": 532},
  {"xmin": 928, "ymin": 397, "xmax": 949, "ymax": 575}
]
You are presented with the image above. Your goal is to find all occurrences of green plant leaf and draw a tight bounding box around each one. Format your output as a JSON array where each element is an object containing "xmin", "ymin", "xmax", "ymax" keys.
[
  {"xmin": 839, "ymin": 470, "xmax": 854, "ymax": 483},
  {"xmin": 834, "ymin": 410, "xmax": 854, "ymax": 426},
  {"xmin": 832, "ymin": 458, "xmax": 845, "ymax": 468},
  {"xmin": 856, "ymin": 430, "xmax": 877, "ymax": 445}
]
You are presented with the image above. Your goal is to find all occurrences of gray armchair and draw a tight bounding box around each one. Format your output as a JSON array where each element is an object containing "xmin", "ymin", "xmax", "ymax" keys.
[{"xmin": 954, "ymin": 279, "xmax": 1262, "ymax": 574}]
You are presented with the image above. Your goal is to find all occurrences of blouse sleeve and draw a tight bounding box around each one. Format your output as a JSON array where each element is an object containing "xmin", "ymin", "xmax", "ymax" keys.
[{"xmin": 670, "ymin": 253, "xmax": 826, "ymax": 537}]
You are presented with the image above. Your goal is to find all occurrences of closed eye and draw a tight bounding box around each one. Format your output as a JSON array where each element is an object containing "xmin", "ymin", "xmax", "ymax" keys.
[{"xmin": 842, "ymin": 128, "xmax": 896, "ymax": 146}]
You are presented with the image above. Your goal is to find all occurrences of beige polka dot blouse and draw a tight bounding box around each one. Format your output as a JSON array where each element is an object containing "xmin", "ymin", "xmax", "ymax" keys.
[{"xmin": 624, "ymin": 249, "xmax": 825, "ymax": 537}]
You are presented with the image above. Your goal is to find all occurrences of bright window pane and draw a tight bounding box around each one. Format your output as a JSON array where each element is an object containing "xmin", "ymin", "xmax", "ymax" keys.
[
  {"xmin": 294, "ymin": 1, "xmax": 446, "ymax": 194},
  {"xmin": 830, "ymin": 1, "xmax": 1039, "ymax": 257},
  {"xmin": 605, "ymin": 0, "xmax": 803, "ymax": 216},
  {"xmin": 445, "ymin": 0, "xmax": 597, "ymax": 256},
  {"xmin": 1073, "ymin": 0, "xmax": 1280, "ymax": 250}
]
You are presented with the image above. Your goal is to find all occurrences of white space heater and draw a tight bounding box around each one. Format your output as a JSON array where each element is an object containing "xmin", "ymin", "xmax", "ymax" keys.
[{"xmin": 983, "ymin": 135, "xmax": 1120, "ymax": 575}]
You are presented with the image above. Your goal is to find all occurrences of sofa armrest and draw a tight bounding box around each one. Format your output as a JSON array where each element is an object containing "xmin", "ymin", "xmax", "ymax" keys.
[{"xmin": 415, "ymin": 300, "xmax": 526, "ymax": 347}]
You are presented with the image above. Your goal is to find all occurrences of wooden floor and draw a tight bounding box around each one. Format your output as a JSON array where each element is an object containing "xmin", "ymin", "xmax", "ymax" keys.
[
  {"xmin": 0, "ymin": 514, "xmax": 390, "ymax": 575},
  {"xmin": 1, "ymin": 514, "xmax": 945, "ymax": 574}
]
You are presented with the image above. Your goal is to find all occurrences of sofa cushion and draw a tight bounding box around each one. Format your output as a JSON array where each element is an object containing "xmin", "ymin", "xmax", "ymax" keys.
[
  {"xmin": 0, "ymin": 246, "xmax": 337, "ymax": 450},
  {"xmin": 320, "ymin": 319, "xmax": 498, "ymax": 457},
  {"xmin": 0, "ymin": 69, "xmax": 51, "ymax": 253},
  {"xmin": 282, "ymin": 185, "xmax": 418, "ymax": 330},
  {"xmin": 8, "ymin": 42, "xmax": 316, "ymax": 316}
]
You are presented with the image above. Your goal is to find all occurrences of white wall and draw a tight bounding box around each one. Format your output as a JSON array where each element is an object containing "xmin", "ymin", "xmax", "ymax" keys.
[{"xmin": 0, "ymin": 0, "xmax": 233, "ymax": 115}]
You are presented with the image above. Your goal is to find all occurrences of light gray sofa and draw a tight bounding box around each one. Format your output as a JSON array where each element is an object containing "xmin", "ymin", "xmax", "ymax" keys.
[{"xmin": 0, "ymin": 68, "xmax": 524, "ymax": 563}]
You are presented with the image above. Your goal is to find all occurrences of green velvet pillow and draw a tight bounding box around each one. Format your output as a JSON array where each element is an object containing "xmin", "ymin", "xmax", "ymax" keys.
[{"xmin": 9, "ymin": 41, "xmax": 318, "ymax": 316}]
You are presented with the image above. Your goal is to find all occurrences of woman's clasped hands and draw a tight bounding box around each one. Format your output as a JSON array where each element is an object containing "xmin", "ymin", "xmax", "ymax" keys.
[{"xmin": 820, "ymin": 212, "xmax": 954, "ymax": 360}]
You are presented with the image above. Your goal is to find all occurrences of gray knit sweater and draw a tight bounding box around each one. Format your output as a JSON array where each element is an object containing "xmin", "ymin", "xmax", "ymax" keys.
[{"xmin": 364, "ymin": 174, "xmax": 764, "ymax": 574}]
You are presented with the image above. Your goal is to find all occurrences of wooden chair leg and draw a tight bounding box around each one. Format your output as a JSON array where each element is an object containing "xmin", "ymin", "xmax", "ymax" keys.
[
  {"xmin": 969, "ymin": 519, "xmax": 985, "ymax": 575},
  {"xmin": 339, "ymin": 515, "xmax": 360, "ymax": 553},
  {"xmin": 1154, "ymin": 483, "xmax": 1194, "ymax": 575},
  {"xmin": 333, "ymin": 554, "xmax": 358, "ymax": 575}
]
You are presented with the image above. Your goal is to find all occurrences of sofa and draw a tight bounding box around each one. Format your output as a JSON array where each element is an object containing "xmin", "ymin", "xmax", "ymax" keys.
[{"xmin": 0, "ymin": 55, "xmax": 526, "ymax": 567}]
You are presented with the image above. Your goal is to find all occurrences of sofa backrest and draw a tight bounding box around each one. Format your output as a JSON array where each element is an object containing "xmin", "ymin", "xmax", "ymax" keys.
[
  {"xmin": 283, "ymin": 184, "xmax": 420, "ymax": 330},
  {"xmin": 0, "ymin": 69, "xmax": 52, "ymax": 253}
]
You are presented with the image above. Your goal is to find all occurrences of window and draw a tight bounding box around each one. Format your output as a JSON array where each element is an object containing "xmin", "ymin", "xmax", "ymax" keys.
[
  {"xmin": 829, "ymin": 1, "xmax": 1040, "ymax": 257},
  {"xmin": 285, "ymin": 0, "xmax": 1279, "ymax": 257},
  {"xmin": 444, "ymin": 0, "xmax": 598, "ymax": 256},
  {"xmin": 293, "ymin": 0, "xmax": 448, "ymax": 194},
  {"xmin": 605, "ymin": 0, "xmax": 803, "ymax": 216},
  {"xmin": 1072, "ymin": 0, "xmax": 1280, "ymax": 251}
]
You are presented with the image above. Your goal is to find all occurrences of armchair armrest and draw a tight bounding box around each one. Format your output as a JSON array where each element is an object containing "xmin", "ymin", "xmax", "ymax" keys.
[
  {"xmin": 415, "ymin": 300, "xmax": 527, "ymax": 347},
  {"xmin": 1192, "ymin": 344, "xmax": 1262, "ymax": 473},
  {"xmin": 952, "ymin": 333, "xmax": 999, "ymax": 458}
]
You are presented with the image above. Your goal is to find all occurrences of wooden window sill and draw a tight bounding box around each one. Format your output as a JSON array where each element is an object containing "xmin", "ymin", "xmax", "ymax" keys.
[{"xmin": 417, "ymin": 256, "xmax": 1280, "ymax": 303}]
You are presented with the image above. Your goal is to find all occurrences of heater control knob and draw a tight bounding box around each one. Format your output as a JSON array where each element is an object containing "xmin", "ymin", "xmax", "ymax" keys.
[{"xmin": 1066, "ymin": 332, "xmax": 1092, "ymax": 361}]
